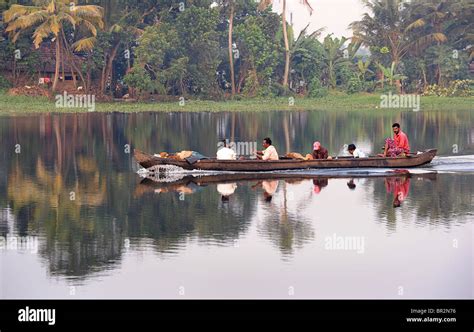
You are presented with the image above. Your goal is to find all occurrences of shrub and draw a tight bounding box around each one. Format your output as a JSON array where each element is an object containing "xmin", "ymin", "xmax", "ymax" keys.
[
  {"xmin": 0, "ymin": 74, "xmax": 12, "ymax": 90},
  {"xmin": 346, "ymin": 76, "xmax": 362, "ymax": 94},
  {"xmin": 308, "ymin": 77, "xmax": 328, "ymax": 98},
  {"xmin": 422, "ymin": 80, "xmax": 473, "ymax": 97},
  {"xmin": 123, "ymin": 67, "xmax": 154, "ymax": 98},
  {"xmin": 448, "ymin": 79, "xmax": 473, "ymax": 97}
]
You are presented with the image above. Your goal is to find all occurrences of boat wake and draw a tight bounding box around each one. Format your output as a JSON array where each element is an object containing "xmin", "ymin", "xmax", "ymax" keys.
[
  {"xmin": 426, "ymin": 155, "xmax": 474, "ymax": 173},
  {"xmin": 137, "ymin": 164, "xmax": 236, "ymax": 181}
]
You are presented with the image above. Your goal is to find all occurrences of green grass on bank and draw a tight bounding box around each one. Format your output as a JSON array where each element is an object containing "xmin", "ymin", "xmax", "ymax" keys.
[{"xmin": 0, "ymin": 91, "xmax": 472, "ymax": 115}]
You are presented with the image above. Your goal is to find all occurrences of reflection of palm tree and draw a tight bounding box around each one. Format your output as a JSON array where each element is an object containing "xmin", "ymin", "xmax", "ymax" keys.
[
  {"xmin": 7, "ymin": 156, "xmax": 108, "ymax": 277},
  {"xmin": 258, "ymin": 179, "xmax": 314, "ymax": 257},
  {"xmin": 283, "ymin": 114, "xmax": 290, "ymax": 153}
]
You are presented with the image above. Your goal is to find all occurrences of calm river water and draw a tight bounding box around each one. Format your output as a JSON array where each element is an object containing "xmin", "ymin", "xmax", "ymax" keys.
[{"xmin": 0, "ymin": 110, "xmax": 473, "ymax": 298}]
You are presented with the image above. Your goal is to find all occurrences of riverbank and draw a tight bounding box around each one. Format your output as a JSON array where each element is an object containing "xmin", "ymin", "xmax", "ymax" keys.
[{"xmin": 0, "ymin": 91, "xmax": 472, "ymax": 114}]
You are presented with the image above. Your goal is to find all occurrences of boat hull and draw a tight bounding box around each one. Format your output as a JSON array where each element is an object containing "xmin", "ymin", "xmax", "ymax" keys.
[{"xmin": 134, "ymin": 149, "xmax": 438, "ymax": 171}]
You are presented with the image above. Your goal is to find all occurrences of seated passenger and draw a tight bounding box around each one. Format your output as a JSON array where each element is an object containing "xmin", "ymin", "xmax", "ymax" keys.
[
  {"xmin": 216, "ymin": 139, "xmax": 236, "ymax": 160},
  {"xmin": 347, "ymin": 144, "xmax": 367, "ymax": 158},
  {"xmin": 307, "ymin": 141, "xmax": 329, "ymax": 160},
  {"xmin": 256, "ymin": 137, "xmax": 279, "ymax": 161}
]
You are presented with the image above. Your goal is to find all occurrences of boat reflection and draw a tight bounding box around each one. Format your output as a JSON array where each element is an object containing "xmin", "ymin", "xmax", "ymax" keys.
[
  {"xmin": 136, "ymin": 171, "xmax": 439, "ymax": 257},
  {"xmin": 137, "ymin": 171, "xmax": 432, "ymax": 208}
]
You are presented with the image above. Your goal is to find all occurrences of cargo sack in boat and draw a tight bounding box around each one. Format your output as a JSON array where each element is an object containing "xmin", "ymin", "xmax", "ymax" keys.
[
  {"xmin": 153, "ymin": 152, "xmax": 169, "ymax": 158},
  {"xmin": 185, "ymin": 151, "xmax": 209, "ymax": 164},
  {"xmin": 166, "ymin": 150, "xmax": 193, "ymax": 161},
  {"xmin": 176, "ymin": 150, "xmax": 193, "ymax": 160},
  {"xmin": 285, "ymin": 152, "xmax": 307, "ymax": 160}
]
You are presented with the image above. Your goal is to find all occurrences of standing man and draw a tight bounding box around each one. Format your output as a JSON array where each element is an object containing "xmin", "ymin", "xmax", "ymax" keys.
[{"xmin": 256, "ymin": 137, "xmax": 279, "ymax": 160}]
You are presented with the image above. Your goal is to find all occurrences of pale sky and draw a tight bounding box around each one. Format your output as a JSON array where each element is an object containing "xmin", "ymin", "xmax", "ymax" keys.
[{"xmin": 271, "ymin": 0, "xmax": 366, "ymax": 38}]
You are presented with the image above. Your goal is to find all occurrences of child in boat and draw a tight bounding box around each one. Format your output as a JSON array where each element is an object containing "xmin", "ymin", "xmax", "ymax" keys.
[{"xmin": 348, "ymin": 144, "xmax": 367, "ymax": 158}]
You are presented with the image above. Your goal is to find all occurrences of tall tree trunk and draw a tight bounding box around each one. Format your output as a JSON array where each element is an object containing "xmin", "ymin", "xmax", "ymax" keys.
[
  {"xmin": 228, "ymin": 2, "xmax": 236, "ymax": 96},
  {"xmin": 12, "ymin": 57, "xmax": 17, "ymax": 85},
  {"xmin": 101, "ymin": 42, "xmax": 120, "ymax": 95},
  {"xmin": 421, "ymin": 64, "xmax": 427, "ymax": 91},
  {"xmin": 393, "ymin": 58, "xmax": 401, "ymax": 93},
  {"xmin": 101, "ymin": 56, "xmax": 107, "ymax": 94},
  {"xmin": 282, "ymin": 0, "xmax": 290, "ymax": 88},
  {"xmin": 52, "ymin": 38, "xmax": 61, "ymax": 92},
  {"xmin": 329, "ymin": 61, "xmax": 336, "ymax": 88},
  {"xmin": 61, "ymin": 30, "xmax": 87, "ymax": 90},
  {"xmin": 379, "ymin": 69, "xmax": 384, "ymax": 89},
  {"xmin": 104, "ymin": 0, "xmax": 112, "ymax": 29},
  {"xmin": 437, "ymin": 65, "xmax": 442, "ymax": 86},
  {"xmin": 61, "ymin": 38, "xmax": 65, "ymax": 89},
  {"xmin": 237, "ymin": 61, "xmax": 249, "ymax": 93}
]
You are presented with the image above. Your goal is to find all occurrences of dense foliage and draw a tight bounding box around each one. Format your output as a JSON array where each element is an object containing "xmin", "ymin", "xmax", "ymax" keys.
[{"xmin": 0, "ymin": 0, "xmax": 472, "ymax": 98}]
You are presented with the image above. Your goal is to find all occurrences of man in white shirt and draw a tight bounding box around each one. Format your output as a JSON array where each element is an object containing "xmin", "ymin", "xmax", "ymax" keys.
[
  {"xmin": 348, "ymin": 144, "xmax": 367, "ymax": 158},
  {"xmin": 256, "ymin": 137, "xmax": 279, "ymax": 161},
  {"xmin": 217, "ymin": 140, "xmax": 237, "ymax": 160}
]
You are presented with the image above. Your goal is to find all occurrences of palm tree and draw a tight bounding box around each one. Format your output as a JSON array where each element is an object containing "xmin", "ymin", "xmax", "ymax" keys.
[
  {"xmin": 444, "ymin": 0, "xmax": 474, "ymax": 60},
  {"xmin": 99, "ymin": 19, "xmax": 143, "ymax": 95},
  {"xmin": 350, "ymin": 0, "xmax": 411, "ymax": 67},
  {"xmin": 322, "ymin": 34, "xmax": 350, "ymax": 89},
  {"xmin": 258, "ymin": 0, "xmax": 314, "ymax": 88},
  {"xmin": 228, "ymin": 1, "xmax": 236, "ymax": 96},
  {"xmin": 288, "ymin": 23, "xmax": 325, "ymax": 90},
  {"xmin": 405, "ymin": 0, "xmax": 451, "ymax": 85},
  {"xmin": 218, "ymin": 0, "xmax": 240, "ymax": 96},
  {"xmin": 4, "ymin": 0, "xmax": 104, "ymax": 91},
  {"xmin": 350, "ymin": 0, "xmax": 452, "ymax": 91}
]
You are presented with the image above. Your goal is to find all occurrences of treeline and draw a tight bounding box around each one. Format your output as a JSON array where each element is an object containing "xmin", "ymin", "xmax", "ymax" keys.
[{"xmin": 0, "ymin": 0, "xmax": 472, "ymax": 99}]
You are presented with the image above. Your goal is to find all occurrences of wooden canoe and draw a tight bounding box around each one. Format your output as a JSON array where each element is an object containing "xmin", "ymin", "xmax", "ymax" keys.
[{"xmin": 134, "ymin": 148, "xmax": 437, "ymax": 171}]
